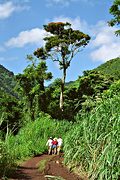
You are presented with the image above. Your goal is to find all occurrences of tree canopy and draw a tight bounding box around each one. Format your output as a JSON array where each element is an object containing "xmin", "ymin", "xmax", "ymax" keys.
[
  {"xmin": 34, "ymin": 22, "xmax": 90, "ymax": 111},
  {"xmin": 16, "ymin": 55, "xmax": 52, "ymax": 120},
  {"xmin": 108, "ymin": 0, "xmax": 120, "ymax": 36}
]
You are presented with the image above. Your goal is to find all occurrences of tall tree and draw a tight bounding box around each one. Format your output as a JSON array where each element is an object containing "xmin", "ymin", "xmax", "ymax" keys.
[
  {"xmin": 16, "ymin": 55, "xmax": 52, "ymax": 120},
  {"xmin": 34, "ymin": 22, "xmax": 90, "ymax": 111},
  {"xmin": 108, "ymin": 0, "xmax": 120, "ymax": 36}
]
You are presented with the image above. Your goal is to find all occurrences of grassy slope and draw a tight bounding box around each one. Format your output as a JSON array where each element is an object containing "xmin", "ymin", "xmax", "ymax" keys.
[
  {"xmin": 95, "ymin": 57, "xmax": 120, "ymax": 80},
  {"xmin": 64, "ymin": 57, "xmax": 120, "ymax": 90},
  {"xmin": 1, "ymin": 57, "xmax": 119, "ymax": 97}
]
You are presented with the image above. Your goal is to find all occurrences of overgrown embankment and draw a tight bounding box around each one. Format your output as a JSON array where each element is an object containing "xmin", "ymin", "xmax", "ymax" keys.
[{"xmin": 64, "ymin": 80, "xmax": 120, "ymax": 179}]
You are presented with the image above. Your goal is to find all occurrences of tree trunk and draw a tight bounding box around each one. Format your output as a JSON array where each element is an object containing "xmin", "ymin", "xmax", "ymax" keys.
[
  {"xmin": 28, "ymin": 95, "xmax": 34, "ymax": 120},
  {"xmin": 60, "ymin": 67, "xmax": 66, "ymax": 111},
  {"xmin": 38, "ymin": 80, "xmax": 47, "ymax": 112}
]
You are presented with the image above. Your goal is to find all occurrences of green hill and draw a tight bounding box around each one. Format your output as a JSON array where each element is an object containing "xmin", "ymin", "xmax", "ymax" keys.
[
  {"xmin": 1, "ymin": 57, "xmax": 119, "ymax": 97},
  {"xmin": 0, "ymin": 64, "xmax": 17, "ymax": 97},
  {"xmin": 0, "ymin": 65, "xmax": 21, "ymax": 134},
  {"xmin": 95, "ymin": 57, "xmax": 120, "ymax": 80}
]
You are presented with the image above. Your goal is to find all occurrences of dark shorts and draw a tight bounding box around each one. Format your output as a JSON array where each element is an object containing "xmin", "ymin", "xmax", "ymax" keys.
[{"xmin": 52, "ymin": 145, "xmax": 57, "ymax": 149}]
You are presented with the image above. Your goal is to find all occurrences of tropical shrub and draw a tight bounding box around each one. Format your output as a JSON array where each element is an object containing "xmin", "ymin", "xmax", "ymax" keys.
[{"xmin": 0, "ymin": 134, "xmax": 16, "ymax": 178}]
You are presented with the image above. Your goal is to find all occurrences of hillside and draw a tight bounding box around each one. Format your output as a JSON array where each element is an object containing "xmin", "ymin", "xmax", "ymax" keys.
[
  {"xmin": 0, "ymin": 65, "xmax": 21, "ymax": 135},
  {"xmin": 0, "ymin": 64, "xmax": 17, "ymax": 97},
  {"xmin": 95, "ymin": 57, "xmax": 120, "ymax": 80},
  {"xmin": 1, "ymin": 57, "xmax": 119, "ymax": 97}
]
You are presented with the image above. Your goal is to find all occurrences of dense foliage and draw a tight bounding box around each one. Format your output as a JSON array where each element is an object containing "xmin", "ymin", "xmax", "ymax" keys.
[
  {"xmin": 15, "ymin": 55, "xmax": 52, "ymax": 121},
  {"xmin": 108, "ymin": 0, "xmax": 120, "ymax": 36},
  {"xmin": 64, "ymin": 80, "xmax": 120, "ymax": 180},
  {"xmin": 0, "ymin": 113, "xmax": 72, "ymax": 177},
  {"xmin": 95, "ymin": 57, "xmax": 120, "ymax": 80},
  {"xmin": 0, "ymin": 65, "xmax": 21, "ymax": 134},
  {"xmin": 34, "ymin": 22, "xmax": 90, "ymax": 111},
  {"xmin": 0, "ymin": 65, "xmax": 16, "ymax": 97},
  {"xmin": 0, "ymin": 93, "xmax": 21, "ymax": 135},
  {"xmin": 46, "ymin": 70, "xmax": 114, "ymax": 119}
]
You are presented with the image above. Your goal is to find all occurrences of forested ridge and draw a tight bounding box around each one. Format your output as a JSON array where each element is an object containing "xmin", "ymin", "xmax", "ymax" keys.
[
  {"xmin": 0, "ymin": 57, "xmax": 120, "ymax": 99},
  {"xmin": 95, "ymin": 57, "xmax": 120, "ymax": 80},
  {"xmin": 0, "ymin": 64, "xmax": 16, "ymax": 97},
  {"xmin": 0, "ymin": 64, "xmax": 21, "ymax": 134}
]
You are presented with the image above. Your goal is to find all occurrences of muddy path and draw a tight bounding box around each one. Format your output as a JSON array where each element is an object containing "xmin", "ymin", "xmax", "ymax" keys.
[{"xmin": 8, "ymin": 154, "xmax": 82, "ymax": 180}]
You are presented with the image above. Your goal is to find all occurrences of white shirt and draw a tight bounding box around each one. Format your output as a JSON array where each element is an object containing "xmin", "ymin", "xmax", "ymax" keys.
[
  {"xmin": 46, "ymin": 139, "xmax": 53, "ymax": 146},
  {"xmin": 57, "ymin": 138, "xmax": 63, "ymax": 146}
]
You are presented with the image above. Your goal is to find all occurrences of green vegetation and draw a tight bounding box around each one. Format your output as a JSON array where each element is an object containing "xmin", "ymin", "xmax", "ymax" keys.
[
  {"xmin": 64, "ymin": 80, "xmax": 120, "ymax": 180},
  {"xmin": 16, "ymin": 55, "xmax": 52, "ymax": 121},
  {"xmin": 46, "ymin": 70, "xmax": 114, "ymax": 120},
  {"xmin": 0, "ymin": 64, "xmax": 16, "ymax": 97},
  {"xmin": 0, "ymin": 113, "xmax": 71, "ymax": 177},
  {"xmin": 0, "ymin": 56, "xmax": 120, "ymax": 180},
  {"xmin": 34, "ymin": 22, "xmax": 90, "ymax": 111},
  {"xmin": 0, "ymin": 136, "xmax": 16, "ymax": 177},
  {"xmin": 108, "ymin": 0, "xmax": 120, "ymax": 36},
  {"xmin": 38, "ymin": 157, "xmax": 52, "ymax": 173},
  {"xmin": 95, "ymin": 57, "xmax": 120, "ymax": 80},
  {"xmin": 38, "ymin": 159, "xmax": 48, "ymax": 172},
  {"xmin": 0, "ymin": 65, "xmax": 21, "ymax": 135}
]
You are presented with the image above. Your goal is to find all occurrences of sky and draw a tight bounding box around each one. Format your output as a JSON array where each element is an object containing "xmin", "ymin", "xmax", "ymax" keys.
[{"xmin": 0, "ymin": 0, "xmax": 120, "ymax": 84}]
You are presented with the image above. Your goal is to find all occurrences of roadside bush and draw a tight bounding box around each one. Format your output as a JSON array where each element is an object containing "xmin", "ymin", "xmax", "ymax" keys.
[{"xmin": 0, "ymin": 136, "xmax": 16, "ymax": 178}]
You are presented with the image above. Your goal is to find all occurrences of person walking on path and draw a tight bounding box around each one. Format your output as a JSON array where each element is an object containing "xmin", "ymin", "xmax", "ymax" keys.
[
  {"xmin": 52, "ymin": 138, "xmax": 58, "ymax": 154},
  {"xmin": 57, "ymin": 137, "xmax": 63, "ymax": 155},
  {"xmin": 46, "ymin": 137, "xmax": 53, "ymax": 155}
]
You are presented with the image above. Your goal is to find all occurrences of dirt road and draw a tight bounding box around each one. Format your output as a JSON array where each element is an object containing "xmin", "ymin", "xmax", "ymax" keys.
[{"xmin": 8, "ymin": 154, "xmax": 82, "ymax": 180}]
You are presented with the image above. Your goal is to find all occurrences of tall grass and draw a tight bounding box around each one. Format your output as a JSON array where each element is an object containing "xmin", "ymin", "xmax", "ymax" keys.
[
  {"xmin": 0, "ymin": 132, "xmax": 16, "ymax": 177},
  {"xmin": 64, "ymin": 81, "xmax": 120, "ymax": 180}
]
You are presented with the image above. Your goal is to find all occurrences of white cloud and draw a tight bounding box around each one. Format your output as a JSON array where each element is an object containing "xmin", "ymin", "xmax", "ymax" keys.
[
  {"xmin": 5, "ymin": 16, "xmax": 88, "ymax": 49},
  {"xmin": 0, "ymin": 1, "xmax": 29, "ymax": 19},
  {"xmin": 90, "ymin": 22, "xmax": 120, "ymax": 62},
  {"xmin": 46, "ymin": 0, "xmax": 78, "ymax": 7},
  {"xmin": 52, "ymin": 17, "xmax": 120, "ymax": 62},
  {"xmin": 46, "ymin": 0, "xmax": 101, "ymax": 7},
  {"xmin": 6, "ymin": 16, "xmax": 87, "ymax": 48},
  {"xmin": 0, "ymin": 2, "xmax": 15, "ymax": 19},
  {"xmin": 5, "ymin": 28, "xmax": 50, "ymax": 48},
  {"xmin": 46, "ymin": 0, "xmax": 68, "ymax": 7},
  {"xmin": 5, "ymin": 16, "xmax": 120, "ymax": 62}
]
